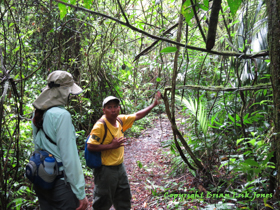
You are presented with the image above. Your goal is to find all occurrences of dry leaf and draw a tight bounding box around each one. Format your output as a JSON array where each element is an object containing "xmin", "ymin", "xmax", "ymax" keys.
[{"xmin": 143, "ymin": 202, "xmax": 147, "ymax": 208}]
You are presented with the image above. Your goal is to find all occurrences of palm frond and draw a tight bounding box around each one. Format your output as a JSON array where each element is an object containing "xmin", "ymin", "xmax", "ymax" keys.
[{"xmin": 176, "ymin": 95, "xmax": 209, "ymax": 135}]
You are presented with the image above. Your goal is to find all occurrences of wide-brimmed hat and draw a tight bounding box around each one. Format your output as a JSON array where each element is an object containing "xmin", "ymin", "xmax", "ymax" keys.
[
  {"xmin": 102, "ymin": 96, "xmax": 120, "ymax": 108},
  {"xmin": 33, "ymin": 70, "xmax": 83, "ymax": 110}
]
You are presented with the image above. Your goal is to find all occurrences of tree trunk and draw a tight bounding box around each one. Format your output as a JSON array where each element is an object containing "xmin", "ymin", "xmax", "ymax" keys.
[{"xmin": 266, "ymin": 0, "xmax": 280, "ymax": 195}]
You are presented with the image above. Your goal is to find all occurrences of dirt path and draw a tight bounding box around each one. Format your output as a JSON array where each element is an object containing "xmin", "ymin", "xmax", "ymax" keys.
[
  {"xmin": 85, "ymin": 114, "xmax": 193, "ymax": 209},
  {"xmin": 125, "ymin": 114, "xmax": 174, "ymax": 209}
]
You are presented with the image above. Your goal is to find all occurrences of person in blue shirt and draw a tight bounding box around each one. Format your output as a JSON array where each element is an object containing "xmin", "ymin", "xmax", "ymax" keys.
[{"xmin": 32, "ymin": 70, "xmax": 88, "ymax": 210}]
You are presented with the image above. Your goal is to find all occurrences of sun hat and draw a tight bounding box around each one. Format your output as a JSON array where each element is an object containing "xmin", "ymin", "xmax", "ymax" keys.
[
  {"xmin": 33, "ymin": 70, "xmax": 83, "ymax": 110},
  {"xmin": 102, "ymin": 96, "xmax": 120, "ymax": 108}
]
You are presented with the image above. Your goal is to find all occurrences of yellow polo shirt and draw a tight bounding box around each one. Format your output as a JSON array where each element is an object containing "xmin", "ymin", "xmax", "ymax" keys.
[{"xmin": 87, "ymin": 114, "xmax": 136, "ymax": 166}]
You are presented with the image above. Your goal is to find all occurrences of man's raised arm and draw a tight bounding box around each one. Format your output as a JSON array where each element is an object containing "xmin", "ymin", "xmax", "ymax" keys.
[{"xmin": 135, "ymin": 91, "xmax": 161, "ymax": 121}]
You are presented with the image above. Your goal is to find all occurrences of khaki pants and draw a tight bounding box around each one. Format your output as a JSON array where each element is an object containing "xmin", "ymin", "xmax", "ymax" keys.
[{"xmin": 92, "ymin": 163, "xmax": 131, "ymax": 210}]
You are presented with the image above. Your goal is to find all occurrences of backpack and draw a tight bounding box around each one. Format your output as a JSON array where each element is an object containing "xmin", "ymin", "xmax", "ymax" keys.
[
  {"xmin": 26, "ymin": 113, "xmax": 64, "ymax": 189},
  {"xmin": 26, "ymin": 150, "xmax": 64, "ymax": 189},
  {"xmin": 85, "ymin": 117, "xmax": 123, "ymax": 169}
]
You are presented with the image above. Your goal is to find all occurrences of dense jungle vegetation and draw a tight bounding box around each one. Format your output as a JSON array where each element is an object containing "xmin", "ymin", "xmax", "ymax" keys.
[{"xmin": 1, "ymin": 0, "xmax": 280, "ymax": 209}]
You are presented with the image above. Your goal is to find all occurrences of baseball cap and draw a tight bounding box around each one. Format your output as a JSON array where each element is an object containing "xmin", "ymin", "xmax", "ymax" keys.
[{"xmin": 102, "ymin": 96, "xmax": 120, "ymax": 108}]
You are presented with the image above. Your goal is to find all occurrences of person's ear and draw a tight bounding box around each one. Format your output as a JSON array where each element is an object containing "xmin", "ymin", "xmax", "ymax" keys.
[{"xmin": 102, "ymin": 108, "xmax": 105, "ymax": 114}]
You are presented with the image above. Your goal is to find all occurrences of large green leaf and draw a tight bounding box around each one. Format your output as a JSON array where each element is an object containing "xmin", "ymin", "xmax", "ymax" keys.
[
  {"xmin": 160, "ymin": 47, "xmax": 178, "ymax": 53},
  {"xmin": 227, "ymin": 0, "xmax": 242, "ymax": 17},
  {"xmin": 181, "ymin": 0, "xmax": 194, "ymax": 25},
  {"xmin": 58, "ymin": 0, "xmax": 68, "ymax": 19},
  {"xmin": 228, "ymin": 114, "xmax": 235, "ymax": 122},
  {"xmin": 203, "ymin": 0, "xmax": 209, "ymax": 8},
  {"xmin": 198, "ymin": 3, "xmax": 208, "ymax": 11}
]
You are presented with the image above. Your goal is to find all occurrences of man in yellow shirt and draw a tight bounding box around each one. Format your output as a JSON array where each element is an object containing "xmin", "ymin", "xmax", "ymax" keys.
[{"xmin": 87, "ymin": 93, "xmax": 161, "ymax": 210}]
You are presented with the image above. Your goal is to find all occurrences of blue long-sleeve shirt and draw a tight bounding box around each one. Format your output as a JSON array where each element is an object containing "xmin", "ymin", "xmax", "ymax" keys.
[{"xmin": 32, "ymin": 106, "xmax": 86, "ymax": 200}]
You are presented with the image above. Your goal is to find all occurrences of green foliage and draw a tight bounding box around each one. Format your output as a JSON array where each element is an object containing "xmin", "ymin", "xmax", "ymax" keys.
[
  {"xmin": 0, "ymin": 0, "xmax": 276, "ymax": 209},
  {"xmin": 181, "ymin": 0, "xmax": 209, "ymax": 25},
  {"xmin": 160, "ymin": 47, "xmax": 178, "ymax": 53},
  {"xmin": 58, "ymin": 0, "xmax": 68, "ymax": 19},
  {"xmin": 7, "ymin": 186, "xmax": 37, "ymax": 210},
  {"xmin": 137, "ymin": 160, "xmax": 143, "ymax": 169},
  {"xmin": 233, "ymin": 132, "xmax": 275, "ymax": 181},
  {"xmin": 227, "ymin": 0, "xmax": 242, "ymax": 17},
  {"xmin": 177, "ymin": 95, "xmax": 209, "ymax": 136},
  {"xmin": 83, "ymin": 0, "xmax": 91, "ymax": 9}
]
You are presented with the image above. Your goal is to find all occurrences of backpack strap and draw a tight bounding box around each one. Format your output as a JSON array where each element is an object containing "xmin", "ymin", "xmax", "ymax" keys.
[
  {"xmin": 41, "ymin": 127, "xmax": 57, "ymax": 145},
  {"xmin": 36, "ymin": 125, "xmax": 57, "ymax": 146},
  {"xmin": 35, "ymin": 107, "xmax": 57, "ymax": 146},
  {"xmin": 97, "ymin": 117, "xmax": 123, "ymax": 144},
  {"xmin": 97, "ymin": 118, "xmax": 107, "ymax": 144}
]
